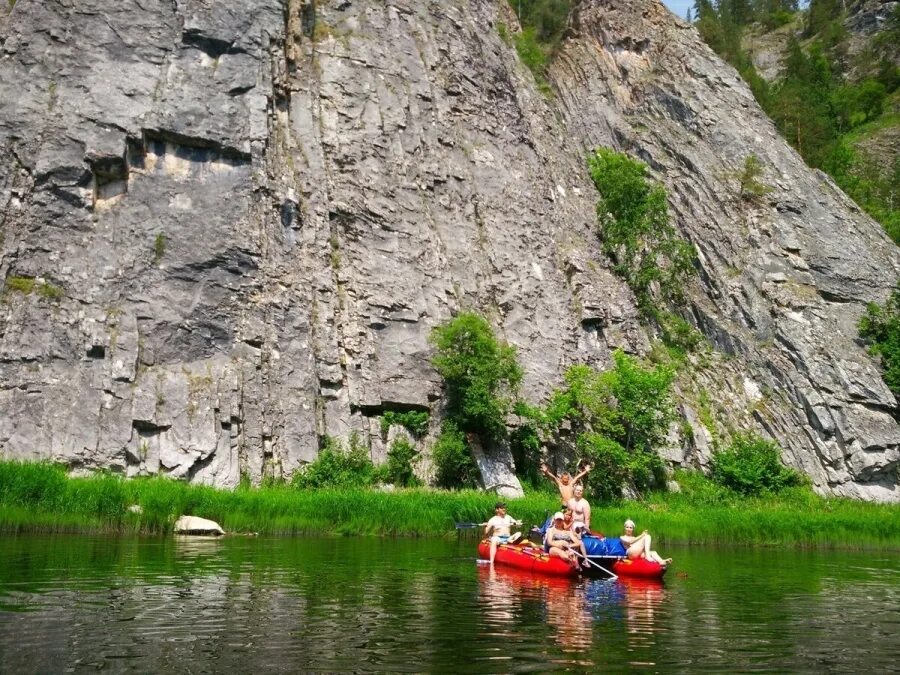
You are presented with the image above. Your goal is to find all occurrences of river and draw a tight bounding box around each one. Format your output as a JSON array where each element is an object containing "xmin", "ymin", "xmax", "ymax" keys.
[{"xmin": 0, "ymin": 534, "xmax": 897, "ymax": 672}]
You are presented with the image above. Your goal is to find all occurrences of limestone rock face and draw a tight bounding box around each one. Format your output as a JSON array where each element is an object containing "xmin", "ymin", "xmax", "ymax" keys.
[
  {"xmin": 0, "ymin": 0, "xmax": 896, "ymax": 501},
  {"xmin": 553, "ymin": 0, "xmax": 899, "ymax": 500}
]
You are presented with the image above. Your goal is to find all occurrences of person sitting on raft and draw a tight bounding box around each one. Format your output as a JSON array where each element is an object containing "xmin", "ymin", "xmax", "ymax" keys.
[
  {"xmin": 620, "ymin": 519, "xmax": 672, "ymax": 566},
  {"xmin": 541, "ymin": 462, "xmax": 592, "ymax": 505},
  {"xmin": 484, "ymin": 502, "xmax": 522, "ymax": 565},
  {"xmin": 544, "ymin": 512, "xmax": 587, "ymax": 570}
]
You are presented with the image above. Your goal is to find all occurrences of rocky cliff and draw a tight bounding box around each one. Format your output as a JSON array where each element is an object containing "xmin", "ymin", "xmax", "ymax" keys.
[{"xmin": 0, "ymin": 0, "xmax": 897, "ymax": 501}]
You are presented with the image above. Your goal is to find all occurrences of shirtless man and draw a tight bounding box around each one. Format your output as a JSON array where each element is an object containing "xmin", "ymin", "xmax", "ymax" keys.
[
  {"xmin": 540, "ymin": 462, "xmax": 592, "ymax": 505},
  {"xmin": 484, "ymin": 502, "xmax": 522, "ymax": 565},
  {"xmin": 567, "ymin": 484, "xmax": 591, "ymax": 532}
]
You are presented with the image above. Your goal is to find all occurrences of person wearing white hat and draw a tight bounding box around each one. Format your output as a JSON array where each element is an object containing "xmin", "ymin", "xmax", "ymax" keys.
[{"xmin": 620, "ymin": 519, "xmax": 672, "ymax": 566}]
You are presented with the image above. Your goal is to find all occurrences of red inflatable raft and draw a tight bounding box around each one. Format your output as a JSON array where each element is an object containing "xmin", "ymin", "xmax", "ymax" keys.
[
  {"xmin": 477, "ymin": 540, "xmax": 579, "ymax": 577},
  {"xmin": 608, "ymin": 556, "xmax": 667, "ymax": 579}
]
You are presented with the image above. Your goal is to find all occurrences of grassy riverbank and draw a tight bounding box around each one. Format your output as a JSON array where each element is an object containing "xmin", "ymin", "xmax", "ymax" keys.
[{"xmin": 1, "ymin": 461, "xmax": 898, "ymax": 548}]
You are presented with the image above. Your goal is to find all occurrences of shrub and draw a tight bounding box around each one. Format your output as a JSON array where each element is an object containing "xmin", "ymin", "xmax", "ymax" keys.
[
  {"xmin": 858, "ymin": 285, "xmax": 900, "ymax": 398},
  {"xmin": 382, "ymin": 438, "xmax": 421, "ymax": 488},
  {"xmin": 509, "ymin": 0, "xmax": 573, "ymax": 94},
  {"xmin": 431, "ymin": 422, "xmax": 478, "ymax": 489},
  {"xmin": 587, "ymin": 148, "xmax": 695, "ymax": 311},
  {"xmin": 430, "ymin": 312, "xmax": 522, "ymax": 440},
  {"xmin": 509, "ymin": 419, "xmax": 542, "ymax": 487},
  {"xmin": 380, "ymin": 410, "xmax": 430, "ymax": 439},
  {"xmin": 292, "ymin": 435, "xmax": 377, "ymax": 489},
  {"xmin": 710, "ymin": 433, "xmax": 804, "ymax": 495},
  {"xmin": 153, "ymin": 233, "xmax": 167, "ymax": 262},
  {"xmin": 5, "ymin": 276, "xmax": 35, "ymax": 295},
  {"xmin": 738, "ymin": 154, "xmax": 772, "ymax": 201}
]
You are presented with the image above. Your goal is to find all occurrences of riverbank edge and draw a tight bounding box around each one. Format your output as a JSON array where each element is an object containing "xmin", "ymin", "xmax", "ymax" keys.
[{"xmin": 2, "ymin": 462, "xmax": 899, "ymax": 548}]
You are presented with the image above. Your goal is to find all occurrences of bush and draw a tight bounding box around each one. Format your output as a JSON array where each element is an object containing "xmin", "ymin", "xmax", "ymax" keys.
[
  {"xmin": 509, "ymin": 419, "xmax": 542, "ymax": 487},
  {"xmin": 430, "ymin": 312, "xmax": 522, "ymax": 440},
  {"xmin": 509, "ymin": 0, "xmax": 573, "ymax": 93},
  {"xmin": 710, "ymin": 433, "xmax": 804, "ymax": 495},
  {"xmin": 382, "ymin": 438, "xmax": 421, "ymax": 488},
  {"xmin": 738, "ymin": 154, "xmax": 772, "ymax": 201},
  {"xmin": 587, "ymin": 148, "xmax": 695, "ymax": 311},
  {"xmin": 431, "ymin": 422, "xmax": 478, "ymax": 489},
  {"xmin": 858, "ymin": 284, "xmax": 900, "ymax": 398},
  {"xmin": 292, "ymin": 435, "xmax": 378, "ymax": 489},
  {"xmin": 380, "ymin": 410, "xmax": 430, "ymax": 439}
]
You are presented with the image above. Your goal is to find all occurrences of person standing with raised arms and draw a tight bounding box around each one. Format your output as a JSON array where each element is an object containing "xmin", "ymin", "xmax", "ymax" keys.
[{"xmin": 540, "ymin": 462, "xmax": 592, "ymax": 506}]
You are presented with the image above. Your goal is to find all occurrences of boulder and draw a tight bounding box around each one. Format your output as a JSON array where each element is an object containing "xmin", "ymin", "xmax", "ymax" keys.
[{"xmin": 173, "ymin": 515, "xmax": 225, "ymax": 536}]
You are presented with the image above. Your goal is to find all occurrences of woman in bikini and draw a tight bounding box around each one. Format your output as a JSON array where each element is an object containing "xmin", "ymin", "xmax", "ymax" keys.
[
  {"xmin": 544, "ymin": 512, "xmax": 587, "ymax": 569},
  {"xmin": 619, "ymin": 519, "xmax": 672, "ymax": 566}
]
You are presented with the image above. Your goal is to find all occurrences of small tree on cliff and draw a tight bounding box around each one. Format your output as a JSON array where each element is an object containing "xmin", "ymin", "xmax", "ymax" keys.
[{"xmin": 429, "ymin": 312, "xmax": 523, "ymax": 442}]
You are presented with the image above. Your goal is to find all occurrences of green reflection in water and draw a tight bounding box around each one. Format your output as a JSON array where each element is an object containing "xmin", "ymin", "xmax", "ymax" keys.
[{"xmin": 0, "ymin": 535, "xmax": 897, "ymax": 673}]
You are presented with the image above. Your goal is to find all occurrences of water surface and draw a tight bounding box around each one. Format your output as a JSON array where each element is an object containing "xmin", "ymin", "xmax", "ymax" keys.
[{"xmin": 0, "ymin": 534, "xmax": 897, "ymax": 672}]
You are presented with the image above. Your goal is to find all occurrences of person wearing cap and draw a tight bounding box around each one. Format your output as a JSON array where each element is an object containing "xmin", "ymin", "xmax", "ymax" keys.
[
  {"xmin": 540, "ymin": 462, "xmax": 592, "ymax": 505},
  {"xmin": 544, "ymin": 511, "xmax": 586, "ymax": 570},
  {"xmin": 620, "ymin": 519, "xmax": 672, "ymax": 566},
  {"xmin": 484, "ymin": 502, "xmax": 522, "ymax": 565}
]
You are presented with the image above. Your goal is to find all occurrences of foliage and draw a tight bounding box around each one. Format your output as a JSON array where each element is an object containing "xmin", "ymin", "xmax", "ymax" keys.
[
  {"xmin": 692, "ymin": 1, "xmax": 899, "ymax": 240},
  {"xmin": 507, "ymin": 0, "xmax": 573, "ymax": 94},
  {"xmin": 529, "ymin": 351, "xmax": 677, "ymax": 500},
  {"xmin": 431, "ymin": 421, "xmax": 478, "ymax": 489},
  {"xmin": 429, "ymin": 312, "xmax": 522, "ymax": 440},
  {"xmin": 4, "ymin": 276, "xmax": 63, "ymax": 301},
  {"xmin": 655, "ymin": 310, "xmax": 705, "ymax": 359},
  {"xmin": 4, "ymin": 276, "xmax": 35, "ymax": 295},
  {"xmin": 153, "ymin": 233, "xmax": 167, "ymax": 263},
  {"xmin": 509, "ymin": 419, "xmax": 543, "ymax": 488},
  {"xmin": 710, "ymin": 433, "xmax": 804, "ymax": 495},
  {"xmin": 587, "ymin": 148, "xmax": 695, "ymax": 312},
  {"xmin": 738, "ymin": 154, "xmax": 772, "ymax": 200},
  {"xmin": 382, "ymin": 438, "xmax": 421, "ymax": 488},
  {"xmin": 2, "ymin": 461, "xmax": 899, "ymax": 547},
  {"xmin": 292, "ymin": 435, "xmax": 379, "ymax": 489},
  {"xmin": 858, "ymin": 284, "xmax": 900, "ymax": 399},
  {"xmin": 380, "ymin": 410, "xmax": 430, "ymax": 439}
]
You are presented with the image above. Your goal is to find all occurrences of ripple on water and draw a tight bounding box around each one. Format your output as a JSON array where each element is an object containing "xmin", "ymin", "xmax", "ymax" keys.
[{"xmin": 1, "ymin": 537, "xmax": 899, "ymax": 673}]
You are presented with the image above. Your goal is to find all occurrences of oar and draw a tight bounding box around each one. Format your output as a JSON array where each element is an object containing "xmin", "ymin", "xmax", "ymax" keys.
[
  {"xmin": 571, "ymin": 549, "xmax": 618, "ymax": 580},
  {"xmin": 455, "ymin": 522, "xmax": 487, "ymax": 530}
]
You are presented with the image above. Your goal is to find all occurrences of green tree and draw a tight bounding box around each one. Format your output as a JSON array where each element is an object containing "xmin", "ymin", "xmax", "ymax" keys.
[
  {"xmin": 587, "ymin": 149, "xmax": 695, "ymax": 312},
  {"xmin": 430, "ymin": 312, "xmax": 523, "ymax": 440},
  {"xmin": 531, "ymin": 351, "xmax": 676, "ymax": 500}
]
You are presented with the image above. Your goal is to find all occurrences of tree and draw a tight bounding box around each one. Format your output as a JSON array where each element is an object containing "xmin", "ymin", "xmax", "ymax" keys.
[{"xmin": 430, "ymin": 312, "xmax": 523, "ymax": 440}]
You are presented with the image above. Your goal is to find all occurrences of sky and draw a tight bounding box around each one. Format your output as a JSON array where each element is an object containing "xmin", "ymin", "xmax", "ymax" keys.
[{"xmin": 662, "ymin": 0, "xmax": 694, "ymax": 20}]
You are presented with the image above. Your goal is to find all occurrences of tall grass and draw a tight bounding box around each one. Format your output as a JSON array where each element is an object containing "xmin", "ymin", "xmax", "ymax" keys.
[{"xmin": 1, "ymin": 461, "xmax": 898, "ymax": 548}]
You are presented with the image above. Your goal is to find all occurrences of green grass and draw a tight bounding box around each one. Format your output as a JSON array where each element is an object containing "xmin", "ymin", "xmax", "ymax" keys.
[{"xmin": 1, "ymin": 461, "xmax": 898, "ymax": 548}]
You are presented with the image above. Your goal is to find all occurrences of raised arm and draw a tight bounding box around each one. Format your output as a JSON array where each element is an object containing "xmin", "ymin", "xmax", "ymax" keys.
[
  {"xmin": 573, "ymin": 463, "xmax": 592, "ymax": 483},
  {"xmin": 541, "ymin": 462, "xmax": 561, "ymax": 486}
]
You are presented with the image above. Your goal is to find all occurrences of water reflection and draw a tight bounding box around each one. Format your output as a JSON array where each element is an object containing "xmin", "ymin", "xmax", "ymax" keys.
[
  {"xmin": 1, "ymin": 536, "xmax": 898, "ymax": 673},
  {"xmin": 477, "ymin": 565, "xmax": 669, "ymax": 663}
]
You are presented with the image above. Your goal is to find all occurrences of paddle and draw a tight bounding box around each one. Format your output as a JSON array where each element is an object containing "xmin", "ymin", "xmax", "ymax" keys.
[
  {"xmin": 570, "ymin": 548, "xmax": 618, "ymax": 580},
  {"xmin": 455, "ymin": 522, "xmax": 488, "ymax": 530}
]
